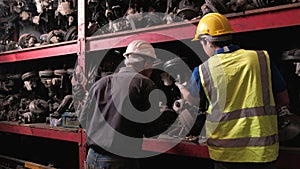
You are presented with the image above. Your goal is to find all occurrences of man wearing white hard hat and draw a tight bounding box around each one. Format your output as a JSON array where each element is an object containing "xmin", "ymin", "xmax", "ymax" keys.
[{"xmin": 81, "ymin": 40, "xmax": 170, "ymax": 169}]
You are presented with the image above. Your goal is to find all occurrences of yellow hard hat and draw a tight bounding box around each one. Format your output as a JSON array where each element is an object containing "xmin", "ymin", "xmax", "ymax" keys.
[{"xmin": 192, "ymin": 13, "xmax": 234, "ymax": 41}]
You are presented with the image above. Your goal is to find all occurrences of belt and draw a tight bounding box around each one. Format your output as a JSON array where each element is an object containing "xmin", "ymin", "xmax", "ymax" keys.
[{"xmin": 89, "ymin": 145, "xmax": 114, "ymax": 155}]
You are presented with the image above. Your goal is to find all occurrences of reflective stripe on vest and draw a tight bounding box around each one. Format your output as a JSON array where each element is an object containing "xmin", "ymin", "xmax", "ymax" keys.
[{"xmin": 199, "ymin": 49, "xmax": 278, "ymax": 162}]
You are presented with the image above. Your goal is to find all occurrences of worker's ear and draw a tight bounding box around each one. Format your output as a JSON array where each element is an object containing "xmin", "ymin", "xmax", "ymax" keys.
[{"xmin": 207, "ymin": 40, "xmax": 214, "ymax": 48}]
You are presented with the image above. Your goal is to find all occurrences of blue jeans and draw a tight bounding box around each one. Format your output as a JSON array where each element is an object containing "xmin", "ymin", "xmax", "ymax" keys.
[{"xmin": 85, "ymin": 148, "xmax": 140, "ymax": 169}]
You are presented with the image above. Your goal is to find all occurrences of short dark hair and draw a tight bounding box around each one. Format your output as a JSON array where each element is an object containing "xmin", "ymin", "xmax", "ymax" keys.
[{"xmin": 213, "ymin": 40, "xmax": 233, "ymax": 48}]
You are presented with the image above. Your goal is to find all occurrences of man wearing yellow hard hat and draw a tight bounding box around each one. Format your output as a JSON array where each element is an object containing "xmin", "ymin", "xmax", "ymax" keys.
[{"xmin": 176, "ymin": 13, "xmax": 290, "ymax": 169}]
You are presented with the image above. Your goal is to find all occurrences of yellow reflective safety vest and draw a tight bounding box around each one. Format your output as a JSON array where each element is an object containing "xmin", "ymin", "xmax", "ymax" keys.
[{"xmin": 199, "ymin": 49, "xmax": 278, "ymax": 162}]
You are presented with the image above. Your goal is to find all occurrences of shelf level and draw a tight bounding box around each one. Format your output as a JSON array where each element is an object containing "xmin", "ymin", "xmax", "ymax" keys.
[
  {"xmin": 142, "ymin": 138, "xmax": 209, "ymax": 159},
  {"xmin": 228, "ymin": 3, "xmax": 300, "ymax": 33},
  {"xmin": 143, "ymin": 138, "xmax": 300, "ymax": 169},
  {"xmin": 0, "ymin": 3, "xmax": 299, "ymax": 62},
  {"xmin": 0, "ymin": 121, "xmax": 86, "ymax": 169},
  {"xmin": 0, "ymin": 41, "xmax": 77, "ymax": 63},
  {"xmin": 86, "ymin": 2, "xmax": 300, "ymax": 52},
  {"xmin": 0, "ymin": 121, "xmax": 81, "ymax": 142}
]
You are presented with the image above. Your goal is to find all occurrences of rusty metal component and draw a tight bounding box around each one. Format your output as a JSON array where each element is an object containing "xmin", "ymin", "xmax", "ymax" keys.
[
  {"xmin": 21, "ymin": 71, "xmax": 38, "ymax": 82},
  {"xmin": 282, "ymin": 49, "xmax": 300, "ymax": 76},
  {"xmin": 52, "ymin": 94, "xmax": 73, "ymax": 118},
  {"xmin": 282, "ymin": 48, "xmax": 300, "ymax": 61},
  {"xmin": 18, "ymin": 33, "xmax": 38, "ymax": 49},
  {"xmin": 277, "ymin": 106, "xmax": 300, "ymax": 142},
  {"xmin": 253, "ymin": 0, "xmax": 289, "ymax": 8},
  {"xmin": 0, "ymin": 0, "xmax": 298, "ymax": 50},
  {"xmin": 176, "ymin": 0, "xmax": 201, "ymax": 20},
  {"xmin": 47, "ymin": 30, "xmax": 66, "ymax": 44},
  {"xmin": 226, "ymin": 0, "xmax": 256, "ymax": 12},
  {"xmin": 29, "ymin": 99, "xmax": 49, "ymax": 114},
  {"xmin": 64, "ymin": 26, "xmax": 77, "ymax": 41}
]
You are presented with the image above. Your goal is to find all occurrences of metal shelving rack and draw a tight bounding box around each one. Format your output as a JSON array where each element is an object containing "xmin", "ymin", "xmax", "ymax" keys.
[
  {"xmin": 0, "ymin": 122, "xmax": 86, "ymax": 169},
  {"xmin": 0, "ymin": 2, "xmax": 300, "ymax": 169}
]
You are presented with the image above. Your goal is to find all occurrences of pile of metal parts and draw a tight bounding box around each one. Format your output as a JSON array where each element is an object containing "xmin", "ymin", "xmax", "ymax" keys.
[
  {"xmin": 0, "ymin": 0, "xmax": 78, "ymax": 52},
  {"xmin": 280, "ymin": 49, "xmax": 300, "ymax": 144},
  {"xmin": 1, "ymin": 0, "xmax": 299, "ymax": 52},
  {"xmin": 86, "ymin": 0, "xmax": 300, "ymax": 35},
  {"xmin": 0, "ymin": 67, "xmax": 75, "ymax": 124},
  {"xmin": 147, "ymin": 57, "xmax": 207, "ymax": 142}
]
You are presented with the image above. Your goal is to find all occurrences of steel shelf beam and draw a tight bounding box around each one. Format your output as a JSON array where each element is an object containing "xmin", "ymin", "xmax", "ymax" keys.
[
  {"xmin": 142, "ymin": 138, "xmax": 209, "ymax": 158},
  {"xmin": 142, "ymin": 138, "xmax": 300, "ymax": 169},
  {"xmin": 228, "ymin": 3, "xmax": 300, "ymax": 33},
  {"xmin": 0, "ymin": 3, "xmax": 299, "ymax": 62},
  {"xmin": 0, "ymin": 122, "xmax": 86, "ymax": 169},
  {"xmin": 86, "ymin": 3, "xmax": 300, "ymax": 52},
  {"xmin": 0, "ymin": 41, "xmax": 77, "ymax": 63}
]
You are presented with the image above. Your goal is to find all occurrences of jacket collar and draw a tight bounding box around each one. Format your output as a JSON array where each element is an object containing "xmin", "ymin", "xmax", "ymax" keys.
[{"xmin": 215, "ymin": 45, "xmax": 240, "ymax": 54}]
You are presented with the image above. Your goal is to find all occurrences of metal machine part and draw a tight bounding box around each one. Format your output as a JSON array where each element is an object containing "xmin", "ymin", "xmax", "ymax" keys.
[
  {"xmin": 1, "ymin": 0, "xmax": 297, "ymax": 49},
  {"xmin": 282, "ymin": 48, "xmax": 300, "ymax": 75},
  {"xmin": 47, "ymin": 30, "xmax": 66, "ymax": 44},
  {"xmin": 175, "ymin": 0, "xmax": 201, "ymax": 20},
  {"xmin": 152, "ymin": 57, "xmax": 206, "ymax": 141},
  {"xmin": 51, "ymin": 94, "xmax": 73, "ymax": 118},
  {"xmin": 281, "ymin": 49, "xmax": 300, "ymax": 117},
  {"xmin": 277, "ymin": 106, "xmax": 300, "ymax": 142},
  {"xmin": 18, "ymin": 33, "xmax": 39, "ymax": 49},
  {"xmin": 167, "ymin": 98, "xmax": 206, "ymax": 141}
]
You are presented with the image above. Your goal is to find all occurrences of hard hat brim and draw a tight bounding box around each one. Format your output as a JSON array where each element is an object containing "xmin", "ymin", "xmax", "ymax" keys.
[{"xmin": 191, "ymin": 37, "xmax": 199, "ymax": 41}]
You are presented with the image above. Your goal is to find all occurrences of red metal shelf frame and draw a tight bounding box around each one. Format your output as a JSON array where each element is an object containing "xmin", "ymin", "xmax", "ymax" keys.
[
  {"xmin": 142, "ymin": 138, "xmax": 300, "ymax": 169},
  {"xmin": 0, "ymin": 2, "xmax": 300, "ymax": 169},
  {"xmin": 142, "ymin": 138, "xmax": 209, "ymax": 158},
  {"xmin": 0, "ymin": 3, "xmax": 299, "ymax": 63},
  {"xmin": 227, "ymin": 3, "xmax": 300, "ymax": 32},
  {"xmin": 0, "ymin": 40, "xmax": 77, "ymax": 63},
  {"xmin": 0, "ymin": 122, "xmax": 86, "ymax": 169},
  {"xmin": 86, "ymin": 2, "xmax": 300, "ymax": 52}
]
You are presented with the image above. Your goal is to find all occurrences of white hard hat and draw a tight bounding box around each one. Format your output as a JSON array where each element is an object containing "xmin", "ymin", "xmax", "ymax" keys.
[{"xmin": 123, "ymin": 40, "xmax": 158, "ymax": 61}]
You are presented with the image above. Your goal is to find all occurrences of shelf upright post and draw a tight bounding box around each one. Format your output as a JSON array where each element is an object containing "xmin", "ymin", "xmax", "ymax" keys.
[
  {"xmin": 77, "ymin": 1, "xmax": 87, "ymax": 169},
  {"xmin": 77, "ymin": 0, "xmax": 87, "ymax": 73},
  {"xmin": 78, "ymin": 127, "xmax": 86, "ymax": 169}
]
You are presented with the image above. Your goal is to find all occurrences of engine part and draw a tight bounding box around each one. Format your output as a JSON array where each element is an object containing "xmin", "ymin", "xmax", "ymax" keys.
[
  {"xmin": 143, "ymin": 12, "xmax": 164, "ymax": 27},
  {"xmin": 51, "ymin": 94, "xmax": 73, "ymax": 118},
  {"xmin": 22, "ymin": 71, "xmax": 49, "ymax": 100},
  {"xmin": 18, "ymin": 33, "xmax": 38, "ymax": 49},
  {"xmin": 54, "ymin": 69, "xmax": 67, "ymax": 76},
  {"xmin": 64, "ymin": 26, "xmax": 77, "ymax": 41},
  {"xmin": 173, "ymin": 99, "xmax": 184, "ymax": 113},
  {"xmin": 5, "ymin": 41, "xmax": 19, "ymax": 51},
  {"xmin": 4, "ymin": 74, "xmax": 22, "ymax": 94},
  {"xmin": 167, "ymin": 103, "xmax": 205, "ymax": 139},
  {"xmin": 163, "ymin": 57, "xmax": 191, "ymax": 84},
  {"xmin": 39, "ymin": 70, "xmax": 54, "ymax": 79},
  {"xmin": 29, "ymin": 99, "xmax": 49, "ymax": 115},
  {"xmin": 175, "ymin": 0, "xmax": 200, "ymax": 20},
  {"xmin": 21, "ymin": 71, "xmax": 39, "ymax": 81},
  {"xmin": 226, "ymin": 0, "xmax": 256, "ymax": 12},
  {"xmin": 281, "ymin": 48, "xmax": 300, "ymax": 76},
  {"xmin": 20, "ymin": 111, "xmax": 34, "ymax": 123},
  {"xmin": 203, "ymin": 0, "xmax": 229, "ymax": 14},
  {"xmin": 253, "ymin": 0, "xmax": 289, "ymax": 8},
  {"xmin": 282, "ymin": 48, "xmax": 300, "ymax": 61},
  {"xmin": 47, "ymin": 30, "xmax": 66, "ymax": 44},
  {"xmin": 277, "ymin": 106, "xmax": 300, "ymax": 142},
  {"xmin": 57, "ymin": 1, "xmax": 74, "ymax": 16}
]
